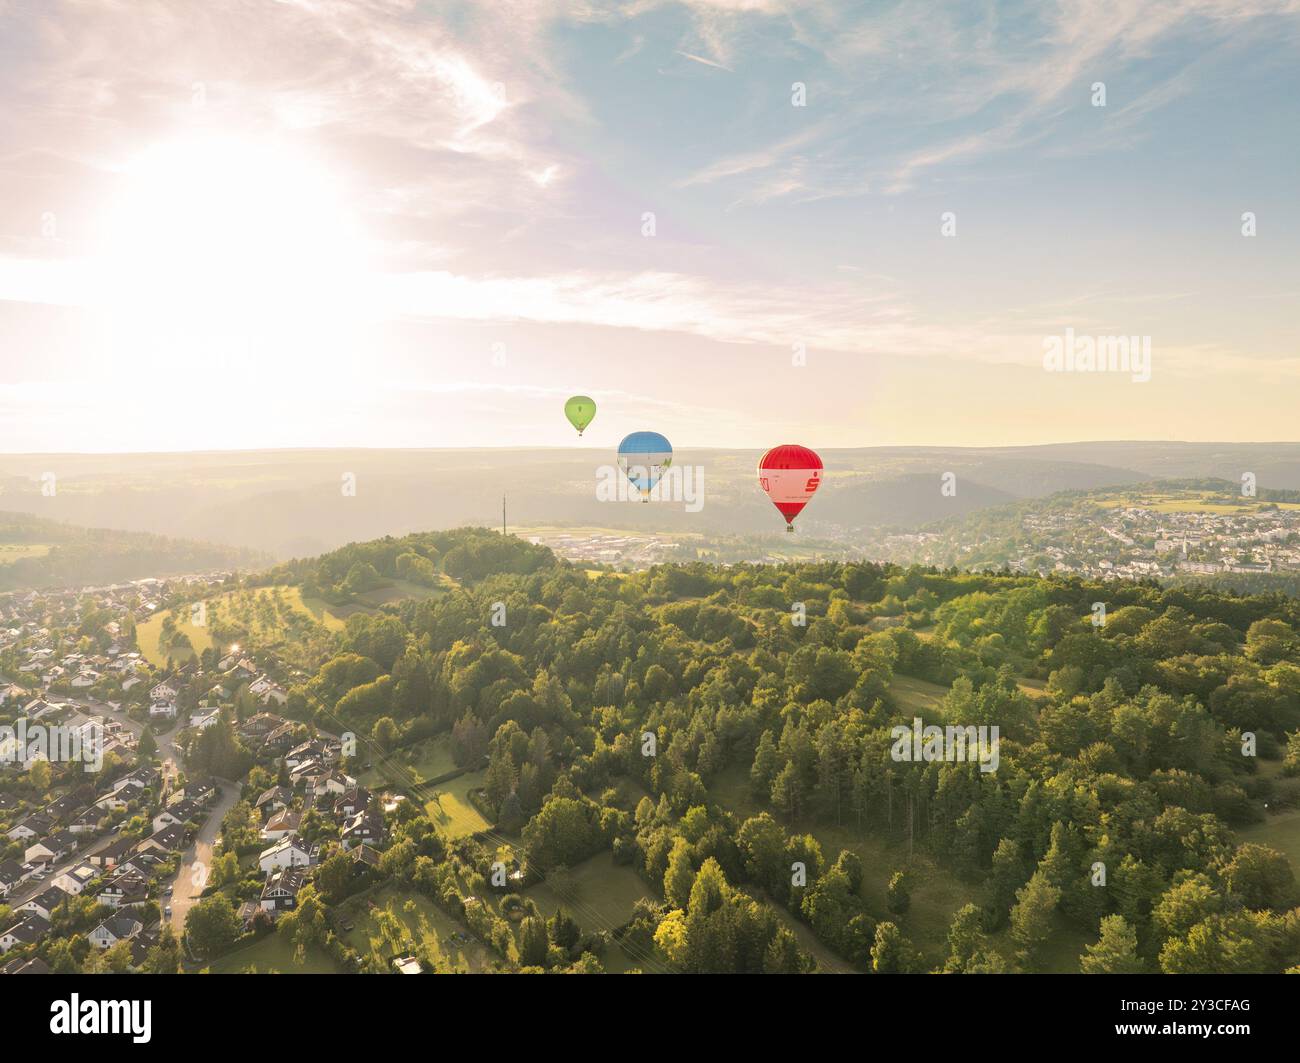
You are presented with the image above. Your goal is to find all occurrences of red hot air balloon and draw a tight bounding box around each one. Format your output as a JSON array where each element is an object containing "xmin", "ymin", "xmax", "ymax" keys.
[{"xmin": 758, "ymin": 444, "xmax": 823, "ymax": 532}]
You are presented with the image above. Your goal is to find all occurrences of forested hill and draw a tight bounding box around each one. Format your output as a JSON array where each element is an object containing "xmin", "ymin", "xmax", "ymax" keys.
[
  {"xmin": 0, "ymin": 510, "xmax": 269, "ymax": 590},
  {"xmin": 254, "ymin": 526, "xmax": 556, "ymax": 604},
  {"xmin": 259, "ymin": 528, "xmax": 1300, "ymax": 973}
]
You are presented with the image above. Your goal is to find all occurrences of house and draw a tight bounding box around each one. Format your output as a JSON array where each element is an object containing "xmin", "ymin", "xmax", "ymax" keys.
[
  {"xmin": 341, "ymin": 809, "xmax": 385, "ymax": 851},
  {"xmin": 254, "ymin": 785, "xmax": 292, "ymax": 819},
  {"xmin": 52, "ymin": 862, "xmax": 99, "ymax": 896},
  {"xmin": 171, "ymin": 779, "xmax": 216, "ymax": 807},
  {"xmin": 0, "ymin": 859, "xmax": 24, "ymax": 898},
  {"xmin": 90, "ymin": 836, "xmax": 136, "ymax": 869},
  {"xmin": 136, "ymin": 823, "xmax": 186, "ymax": 856},
  {"xmin": 0, "ymin": 956, "xmax": 50, "ymax": 974},
  {"xmin": 23, "ymin": 840, "xmax": 59, "ymax": 867},
  {"xmin": 262, "ymin": 722, "xmax": 296, "ymax": 754},
  {"xmin": 69, "ymin": 808, "xmax": 104, "ymax": 834},
  {"xmin": 259, "ymin": 866, "xmax": 307, "ymax": 912},
  {"xmin": 393, "ymin": 955, "xmax": 423, "ymax": 975},
  {"xmin": 87, "ymin": 914, "xmax": 143, "ymax": 949},
  {"xmin": 312, "ymin": 768, "xmax": 355, "ymax": 799},
  {"xmin": 122, "ymin": 765, "xmax": 161, "ymax": 791},
  {"xmin": 348, "ymin": 844, "xmax": 382, "ymax": 872},
  {"xmin": 1, "ymin": 914, "xmax": 50, "ymax": 952},
  {"xmin": 127, "ymin": 925, "xmax": 163, "ymax": 968},
  {"xmin": 290, "ymin": 760, "xmax": 325, "ymax": 789},
  {"xmin": 99, "ymin": 874, "xmax": 149, "ymax": 909},
  {"xmin": 334, "ymin": 787, "xmax": 371, "ymax": 818},
  {"xmin": 258, "ymin": 837, "xmax": 312, "ymax": 875},
  {"xmin": 148, "ymin": 700, "xmax": 177, "ymax": 720},
  {"xmin": 70, "ymin": 670, "xmax": 99, "ymax": 688},
  {"xmin": 249, "ymin": 675, "xmax": 289, "ymax": 705},
  {"xmin": 46, "ymin": 793, "xmax": 80, "ymax": 821},
  {"xmin": 114, "ymin": 853, "xmax": 164, "ymax": 880},
  {"xmin": 6, "ymin": 813, "xmax": 52, "ymax": 842},
  {"xmin": 17, "ymin": 885, "xmax": 70, "ymax": 922},
  {"xmin": 152, "ymin": 799, "xmax": 198, "ymax": 834},
  {"xmin": 96, "ymin": 779, "xmax": 145, "ymax": 812},
  {"xmin": 189, "ymin": 708, "xmax": 220, "ymax": 730},
  {"xmin": 238, "ymin": 712, "xmax": 285, "ymax": 740},
  {"xmin": 286, "ymin": 737, "xmax": 341, "ymax": 769},
  {"xmin": 259, "ymin": 809, "xmax": 301, "ymax": 842},
  {"xmin": 149, "ymin": 680, "xmax": 179, "ymax": 702}
]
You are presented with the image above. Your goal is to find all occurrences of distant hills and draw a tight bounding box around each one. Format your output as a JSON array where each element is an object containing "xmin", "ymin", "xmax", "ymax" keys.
[
  {"xmin": 0, "ymin": 442, "xmax": 1297, "ymax": 559},
  {"xmin": 0, "ymin": 510, "xmax": 270, "ymax": 590}
]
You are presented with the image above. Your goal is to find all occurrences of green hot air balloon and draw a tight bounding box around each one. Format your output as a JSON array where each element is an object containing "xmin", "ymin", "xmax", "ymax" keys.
[{"xmin": 565, "ymin": 395, "xmax": 597, "ymax": 436}]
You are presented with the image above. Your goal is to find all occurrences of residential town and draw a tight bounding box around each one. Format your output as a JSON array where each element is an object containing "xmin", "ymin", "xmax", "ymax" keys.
[
  {"xmin": 878, "ymin": 496, "xmax": 1300, "ymax": 585},
  {"xmin": 0, "ymin": 575, "xmax": 383, "ymax": 974}
]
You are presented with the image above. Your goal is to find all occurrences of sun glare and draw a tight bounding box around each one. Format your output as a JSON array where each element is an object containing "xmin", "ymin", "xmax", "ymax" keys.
[{"xmin": 94, "ymin": 134, "xmax": 372, "ymax": 377}]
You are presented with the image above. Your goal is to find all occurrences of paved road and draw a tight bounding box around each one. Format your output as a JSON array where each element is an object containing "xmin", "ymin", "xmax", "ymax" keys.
[
  {"xmin": 68, "ymin": 696, "xmax": 181, "ymax": 785},
  {"xmin": 6, "ymin": 832, "xmax": 118, "ymax": 908},
  {"xmin": 7, "ymin": 698, "xmax": 185, "ymax": 911},
  {"xmin": 168, "ymin": 780, "xmax": 241, "ymax": 934}
]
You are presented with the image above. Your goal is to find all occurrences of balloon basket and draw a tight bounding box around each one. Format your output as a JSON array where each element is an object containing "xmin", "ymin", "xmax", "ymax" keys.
[{"xmin": 786, "ymin": 525, "xmax": 794, "ymax": 533}]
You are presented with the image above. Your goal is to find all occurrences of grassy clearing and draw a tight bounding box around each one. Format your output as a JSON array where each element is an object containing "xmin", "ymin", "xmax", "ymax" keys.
[
  {"xmin": 888, "ymin": 674, "xmax": 950, "ymax": 719},
  {"xmin": 340, "ymin": 883, "xmax": 493, "ymax": 972},
  {"xmin": 523, "ymin": 851, "xmax": 659, "ymax": 973},
  {"xmin": 206, "ymin": 931, "xmax": 341, "ymax": 974},
  {"xmin": 0, "ymin": 543, "xmax": 50, "ymax": 565},
  {"xmin": 358, "ymin": 734, "xmax": 459, "ymax": 789},
  {"xmin": 753, "ymin": 892, "xmax": 855, "ymax": 974},
  {"xmin": 422, "ymin": 770, "xmax": 491, "ymax": 839},
  {"xmin": 138, "ymin": 584, "xmax": 346, "ymax": 666},
  {"xmin": 1238, "ymin": 809, "xmax": 1300, "ymax": 878},
  {"xmin": 710, "ymin": 764, "xmax": 970, "ymax": 967}
]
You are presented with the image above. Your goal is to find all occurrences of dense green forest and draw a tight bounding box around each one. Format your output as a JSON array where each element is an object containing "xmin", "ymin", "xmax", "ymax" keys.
[
  {"xmin": 0, "ymin": 510, "xmax": 268, "ymax": 590},
  {"xmin": 258, "ymin": 529, "xmax": 1300, "ymax": 973}
]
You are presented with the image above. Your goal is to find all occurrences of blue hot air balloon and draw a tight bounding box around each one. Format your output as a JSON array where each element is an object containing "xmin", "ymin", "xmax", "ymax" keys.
[{"xmin": 617, "ymin": 431, "xmax": 673, "ymax": 501}]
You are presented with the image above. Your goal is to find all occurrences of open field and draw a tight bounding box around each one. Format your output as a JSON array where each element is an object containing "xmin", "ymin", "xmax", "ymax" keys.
[
  {"xmin": 340, "ymin": 883, "xmax": 493, "ymax": 972},
  {"xmin": 709, "ymin": 764, "xmax": 968, "ymax": 963},
  {"xmin": 330, "ymin": 577, "xmax": 449, "ymax": 616},
  {"xmin": 1238, "ymin": 809, "xmax": 1300, "ymax": 877},
  {"xmin": 523, "ymin": 851, "xmax": 661, "ymax": 973},
  {"xmin": 422, "ymin": 770, "xmax": 492, "ymax": 839},
  {"xmin": 1096, "ymin": 490, "xmax": 1300, "ymax": 515},
  {"xmin": 888, "ymin": 674, "xmax": 950, "ymax": 719},
  {"xmin": 709, "ymin": 763, "xmax": 1086, "ymax": 972},
  {"xmin": 358, "ymin": 734, "xmax": 459, "ymax": 789},
  {"xmin": 755, "ymin": 891, "xmax": 855, "ymax": 973},
  {"xmin": 206, "ymin": 932, "xmax": 341, "ymax": 974},
  {"xmin": 137, "ymin": 584, "xmax": 346, "ymax": 665},
  {"xmin": 0, "ymin": 543, "xmax": 51, "ymax": 565}
]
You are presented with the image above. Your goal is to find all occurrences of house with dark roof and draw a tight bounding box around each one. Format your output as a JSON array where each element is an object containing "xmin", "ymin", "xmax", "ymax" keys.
[
  {"xmin": 89, "ymin": 836, "xmax": 136, "ymax": 869},
  {"xmin": 87, "ymin": 914, "xmax": 143, "ymax": 949},
  {"xmin": 99, "ymin": 873, "xmax": 149, "ymax": 909},
  {"xmin": 0, "ymin": 913, "xmax": 50, "ymax": 952},
  {"xmin": 16, "ymin": 885, "xmax": 70, "ymax": 922},
  {"xmin": 260, "ymin": 866, "xmax": 307, "ymax": 912},
  {"xmin": 136, "ymin": 822, "xmax": 187, "ymax": 855},
  {"xmin": 0, "ymin": 859, "xmax": 24, "ymax": 898},
  {"xmin": 341, "ymin": 809, "xmax": 385, "ymax": 851},
  {"xmin": 1, "ymin": 955, "xmax": 50, "ymax": 975},
  {"xmin": 254, "ymin": 785, "xmax": 293, "ymax": 819}
]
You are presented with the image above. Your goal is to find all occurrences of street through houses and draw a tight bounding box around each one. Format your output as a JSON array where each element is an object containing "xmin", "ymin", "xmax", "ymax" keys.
[{"xmin": 168, "ymin": 780, "xmax": 239, "ymax": 933}]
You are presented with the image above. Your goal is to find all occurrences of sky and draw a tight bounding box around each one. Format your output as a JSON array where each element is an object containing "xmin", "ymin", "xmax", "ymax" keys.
[{"xmin": 0, "ymin": 0, "xmax": 1298, "ymax": 453}]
